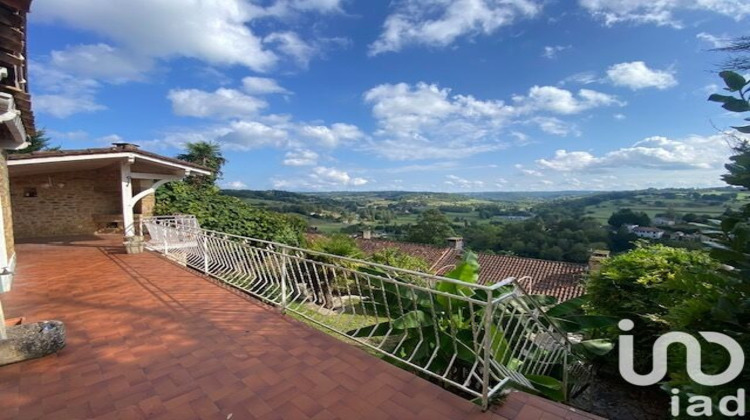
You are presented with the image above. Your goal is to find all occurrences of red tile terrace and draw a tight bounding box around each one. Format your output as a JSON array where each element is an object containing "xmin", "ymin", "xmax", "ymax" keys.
[{"xmin": 0, "ymin": 235, "xmax": 603, "ymax": 419}]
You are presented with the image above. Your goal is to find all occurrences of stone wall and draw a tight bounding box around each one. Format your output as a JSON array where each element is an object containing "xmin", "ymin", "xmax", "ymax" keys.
[
  {"xmin": 136, "ymin": 180, "xmax": 155, "ymax": 216},
  {"xmin": 0, "ymin": 151, "xmax": 13, "ymax": 260},
  {"xmin": 10, "ymin": 167, "xmax": 122, "ymax": 238}
]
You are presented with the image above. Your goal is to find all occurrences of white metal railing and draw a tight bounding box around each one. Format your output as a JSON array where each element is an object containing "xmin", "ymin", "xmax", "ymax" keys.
[{"xmin": 143, "ymin": 215, "xmax": 591, "ymax": 409}]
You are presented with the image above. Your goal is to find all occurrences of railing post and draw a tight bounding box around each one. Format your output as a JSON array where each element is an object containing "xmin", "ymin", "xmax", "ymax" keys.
[
  {"xmin": 481, "ymin": 288, "xmax": 494, "ymax": 411},
  {"xmin": 163, "ymin": 224, "xmax": 170, "ymax": 257},
  {"xmin": 201, "ymin": 233, "xmax": 210, "ymax": 275},
  {"xmin": 562, "ymin": 347, "xmax": 570, "ymax": 402},
  {"xmin": 280, "ymin": 247, "xmax": 289, "ymax": 313}
]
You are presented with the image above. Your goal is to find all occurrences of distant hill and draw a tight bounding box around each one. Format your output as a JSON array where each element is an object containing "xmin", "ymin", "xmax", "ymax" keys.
[{"xmin": 464, "ymin": 191, "xmax": 597, "ymax": 201}]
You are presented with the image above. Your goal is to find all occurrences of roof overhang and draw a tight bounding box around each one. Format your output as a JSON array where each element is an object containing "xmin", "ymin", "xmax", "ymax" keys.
[
  {"xmin": 0, "ymin": 92, "xmax": 27, "ymax": 150},
  {"xmin": 8, "ymin": 151, "xmax": 213, "ymax": 178}
]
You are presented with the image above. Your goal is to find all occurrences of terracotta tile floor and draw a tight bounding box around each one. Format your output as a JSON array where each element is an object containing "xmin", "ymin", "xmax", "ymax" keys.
[{"xmin": 1, "ymin": 236, "xmax": 603, "ymax": 419}]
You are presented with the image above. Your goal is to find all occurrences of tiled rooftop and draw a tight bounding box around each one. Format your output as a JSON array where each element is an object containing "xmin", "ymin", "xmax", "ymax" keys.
[
  {"xmin": 355, "ymin": 237, "xmax": 454, "ymax": 271},
  {"xmin": 355, "ymin": 238, "xmax": 587, "ymax": 302},
  {"xmin": 0, "ymin": 236, "xmax": 602, "ymax": 419}
]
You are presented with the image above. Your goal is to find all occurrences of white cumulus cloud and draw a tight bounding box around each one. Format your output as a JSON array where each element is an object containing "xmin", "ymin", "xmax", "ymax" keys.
[
  {"xmin": 606, "ymin": 61, "xmax": 677, "ymax": 90},
  {"xmin": 35, "ymin": 0, "xmax": 278, "ymax": 72},
  {"xmin": 536, "ymin": 134, "xmax": 734, "ymax": 172},
  {"xmin": 32, "ymin": 64, "xmax": 106, "ymax": 118},
  {"xmin": 579, "ymin": 0, "xmax": 750, "ymax": 27},
  {"xmin": 49, "ymin": 43, "xmax": 153, "ymax": 83},
  {"xmin": 364, "ymin": 82, "xmax": 516, "ymax": 160},
  {"xmin": 369, "ymin": 0, "xmax": 542, "ymax": 55},
  {"xmin": 513, "ymin": 86, "xmax": 624, "ymax": 114},
  {"xmin": 283, "ymin": 149, "xmax": 319, "ymax": 166},
  {"xmin": 696, "ymin": 32, "xmax": 731, "ymax": 48},
  {"xmin": 168, "ymin": 88, "xmax": 267, "ymax": 119},
  {"xmin": 242, "ymin": 77, "xmax": 291, "ymax": 95},
  {"xmin": 299, "ymin": 123, "xmax": 364, "ymax": 147}
]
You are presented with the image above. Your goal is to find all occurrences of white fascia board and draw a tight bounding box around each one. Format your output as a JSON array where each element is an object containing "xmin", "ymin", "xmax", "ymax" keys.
[{"xmin": 8, "ymin": 152, "xmax": 212, "ymax": 176}]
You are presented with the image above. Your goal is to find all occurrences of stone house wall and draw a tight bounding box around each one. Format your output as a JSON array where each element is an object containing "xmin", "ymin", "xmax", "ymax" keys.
[
  {"xmin": 10, "ymin": 166, "xmax": 159, "ymax": 238},
  {"xmin": 10, "ymin": 166, "xmax": 123, "ymax": 238},
  {"xmin": 0, "ymin": 151, "xmax": 13, "ymax": 260}
]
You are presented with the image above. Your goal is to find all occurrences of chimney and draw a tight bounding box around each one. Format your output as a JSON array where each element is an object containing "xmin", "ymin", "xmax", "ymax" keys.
[
  {"xmin": 447, "ymin": 237, "xmax": 464, "ymax": 251},
  {"xmin": 588, "ymin": 249, "xmax": 610, "ymax": 272},
  {"xmin": 112, "ymin": 142, "xmax": 140, "ymax": 151},
  {"xmin": 362, "ymin": 229, "xmax": 372, "ymax": 240}
]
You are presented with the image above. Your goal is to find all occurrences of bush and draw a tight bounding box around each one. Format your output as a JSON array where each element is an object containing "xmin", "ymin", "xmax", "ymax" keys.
[
  {"xmin": 587, "ymin": 244, "xmax": 720, "ymax": 336},
  {"xmin": 155, "ymin": 181, "xmax": 306, "ymax": 245},
  {"xmin": 585, "ymin": 243, "xmax": 747, "ymax": 408},
  {"xmin": 370, "ymin": 247, "xmax": 430, "ymax": 272}
]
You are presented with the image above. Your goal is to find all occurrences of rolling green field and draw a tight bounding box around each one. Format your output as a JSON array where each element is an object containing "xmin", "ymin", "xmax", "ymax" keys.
[
  {"xmin": 583, "ymin": 189, "xmax": 747, "ymax": 224},
  {"xmin": 225, "ymin": 187, "xmax": 747, "ymax": 235}
]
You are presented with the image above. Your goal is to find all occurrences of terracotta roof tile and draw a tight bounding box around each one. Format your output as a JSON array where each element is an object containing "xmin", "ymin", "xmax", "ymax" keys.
[
  {"xmin": 437, "ymin": 252, "xmax": 586, "ymax": 302},
  {"xmin": 356, "ymin": 239, "xmax": 587, "ymax": 302},
  {"xmin": 355, "ymin": 238, "xmax": 454, "ymax": 272}
]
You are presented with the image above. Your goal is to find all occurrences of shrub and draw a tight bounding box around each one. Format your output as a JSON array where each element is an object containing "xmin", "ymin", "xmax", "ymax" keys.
[{"xmin": 155, "ymin": 181, "xmax": 306, "ymax": 245}]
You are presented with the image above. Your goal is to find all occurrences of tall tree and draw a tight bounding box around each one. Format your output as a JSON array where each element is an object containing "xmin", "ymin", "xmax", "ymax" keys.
[
  {"xmin": 176, "ymin": 141, "xmax": 226, "ymax": 187},
  {"xmin": 607, "ymin": 208, "xmax": 651, "ymax": 228},
  {"xmin": 7, "ymin": 130, "xmax": 59, "ymax": 154},
  {"xmin": 406, "ymin": 209, "xmax": 456, "ymax": 246}
]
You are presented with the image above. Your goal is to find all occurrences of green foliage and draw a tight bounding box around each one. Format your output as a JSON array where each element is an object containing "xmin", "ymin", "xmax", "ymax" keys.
[
  {"xmin": 7, "ymin": 129, "xmax": 59, "ymax": 154},
  {"xmin": 350, "ymin": 252, "xmax": 611, "ymax": 402},
  {"xmin": 607, "ymin": 208, "xmax": 651, "ymax": 228},
  {"xmin": 155, "ymin": 141, "xmax": 305, "ymax": 244},
  {"xmin": 369, "ymin": 247, "xmax": 430, "ymax": 272},
  {"xmin": 587, "ymin": 244, "xmax": 721, "ymax": 330},
  {"xmin": 462, "ymin": 214, "xmax": 608, "ymax": 263},
  {"xmin": 406, "ymin": 209, "xmax": 456, "ymax": 245},
  {"xmin": 309, "ymin": 234, "xmax": 363, "ymax": 260},
  {"xmin": 586, "ymin": 242, "xmax": 747, "ymax": 407},
  {"xmin": 155, "ymin": 181, "xmax": 306, "ymax": 245},
  {"xmin": 176, "ymin": 141, "xmax": 226, "ymax": 187}
]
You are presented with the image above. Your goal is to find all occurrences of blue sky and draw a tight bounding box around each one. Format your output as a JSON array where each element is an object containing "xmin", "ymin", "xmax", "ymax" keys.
[{"xmin": 27, "ymin": 0, "xmax": 750, "ymax": 192}]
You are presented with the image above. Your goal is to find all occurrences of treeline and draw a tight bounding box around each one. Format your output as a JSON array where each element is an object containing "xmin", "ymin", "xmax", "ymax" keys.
[{"xmin": 460, "ymin": 214, "xmax": 608, "ymax": 263}]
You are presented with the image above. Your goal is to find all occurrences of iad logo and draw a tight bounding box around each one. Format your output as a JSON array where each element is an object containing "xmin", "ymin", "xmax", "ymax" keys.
[{"xmin": 618, "ymin": 319, "xmax": 746, "ymax": 417}]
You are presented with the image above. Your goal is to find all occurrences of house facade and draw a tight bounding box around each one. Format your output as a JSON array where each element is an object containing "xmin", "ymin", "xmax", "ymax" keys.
[
  {"xmin": 0, "ymin": 0, "xmax": 33, "ymax": 294},
  {"xmin": 631, "ymin": 226, "xmax": 665, "ymax": 239},
  {"xmin": 7, "ymin": 144, "xmax": 211, "ymax": 238}
]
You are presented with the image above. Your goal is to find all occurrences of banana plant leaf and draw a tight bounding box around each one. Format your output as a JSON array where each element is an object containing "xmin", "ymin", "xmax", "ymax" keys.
[
  {"xmin": 545, "ymin": 296, "xmax": 587, "ymax": 317},
  {"xmin": 524, "ymin": 374, "xmax": 565, "ymax": 402},
  {"xmin": 347, "ymin": 321, "xmax": 392, "ymax": 337},
  {"xmin": 573, "ymin": 338, "xmax": 614, "ymax": 356},
  {"xmin": 435, "ymin": 253, "xmax": 479, "ymax": 308},
  {"xmin": 392, "ymin": 310, "xmax": 434, "ymax": 329},
  {"xmin": 551, "ymin": 315, "xmax": 619, "ymax": 332}
]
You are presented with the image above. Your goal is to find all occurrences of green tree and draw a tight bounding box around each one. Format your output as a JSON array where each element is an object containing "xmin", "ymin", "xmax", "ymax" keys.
[
  {"xmin": 7, "ymin": 129, "xmax": 59, "ymax": 154},
  {"xmin": 176, "ymin": 141, "xmax": 226, "ymax": 186},
  {"xmin": 406, "ymin": 209, "xmax": 455, "ymax": 246},
  {"xmin": 156, "ymin": 142, "xmax": 305, "ymax": 245},
  {"xmin": 607, "ymin": 208, "xmax": 651, "ymax": 228}
]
